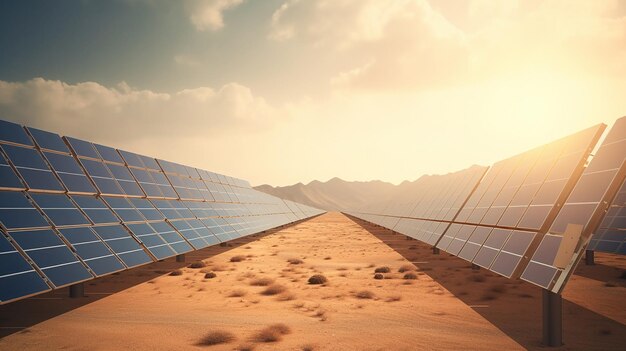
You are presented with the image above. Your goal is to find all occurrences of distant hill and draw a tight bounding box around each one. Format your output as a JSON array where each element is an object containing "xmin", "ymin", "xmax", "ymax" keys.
[
  {"xmin": 254, "ymin": 177, "xmax": 397, "ymax": 211},
  {"xmin": 254, "ymin": 166, "xmax": 486, "ymax": 212}
]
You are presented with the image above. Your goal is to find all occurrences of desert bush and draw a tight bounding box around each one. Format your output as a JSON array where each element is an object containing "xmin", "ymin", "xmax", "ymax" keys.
[
  {"xmin": 301, "ymin": 344, "xmax": 316, "ymax": 351},
  {"xmin": 398, "ymin": 264, "xmax": 415, "ymax": 273},
  {"xmin": 262, "ymin": 284, "xmax": 287, "ymax": 296},
  {"xmin": 385, "ymin": 295, "xmax": 402, "ymax": 302},
  {"xmin": 204, "ymin": 272, "xmax": 217, "ymax": 279},
  {"xmin": 231, "ymin": 255, "xmax": 246, "ymax": 262},
  {"xmin": 189, "ymin": 261, "xmax": 206, "ymax": 269},
  {"xmin": 169, "ymin": 269, "xmax": 183, "ymax": 276},
  {"xmin": 308, "ymin": 275, "xmax": 327, "ymax": 285},
  {"xmin": 355, "ymin": 290, "xmax": 375, "ymax": 299},
  {"xmin": 236, "ymin": 343, "xmax": 256, "ymax": 351},
  {"xmin": 288, "ymin": 258, "xmax": 304, "ymax": 265},
  {"xmin": 374, "ymin": 266, "xmax": 391, "ymax": 273},
  {"xmin": 253, "ymin": 324, "xmax": 291, "ymax": 342},
  {"xmin": 403, "ymin": 272, "xmax": 418, "ymax": 280},
  {"xmin": 197, "ymin": 330, "xmax": 236, "ymax": 346},
  {"xmin": 250, "ymin": 277, "xmax": 274, "ymax": 286},
  {"xmin": 229, "ymin": 289, "xmax": 248, "ymax": 297}
]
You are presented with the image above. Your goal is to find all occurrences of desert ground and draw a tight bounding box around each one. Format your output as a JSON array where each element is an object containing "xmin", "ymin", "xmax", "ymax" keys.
[{"xmin": 0, "ymin": 212, "xmax": 624, "ymax": 351}]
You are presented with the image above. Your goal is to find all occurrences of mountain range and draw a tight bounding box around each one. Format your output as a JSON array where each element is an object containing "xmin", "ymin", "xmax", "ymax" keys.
[{"xmin": 254, "ymin": 165, "xmax": 486, "ymax": 211}]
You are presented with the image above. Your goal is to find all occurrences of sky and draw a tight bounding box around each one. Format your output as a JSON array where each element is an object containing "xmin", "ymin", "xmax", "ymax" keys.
[{"xmin": 0, "ymin": 0, "xmax": 625, "ymax": 186}]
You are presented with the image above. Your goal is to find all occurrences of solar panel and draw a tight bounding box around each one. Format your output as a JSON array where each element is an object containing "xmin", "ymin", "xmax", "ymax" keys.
[
  {"xmin": 521, "ymin": 117, "xmax": 626, "ymax": 292},
  {"xmin": 346, "ymin": 120, "xmax": 625, "ymax": 293},
  {"xmin": 1, "ymin": 144, "xmax": 65, "ymax": 192},
  {"xmin": 0, "ymin": 231, "xmax": 50, "ymax": 303},
  {"xmin": 588, "ymin": 180, "xmax": 625, "ymax": 254},
  {"xmin": 0, "ymin": 118, "xmax": 323, "ymax": 305},
  {"xmin": 7, "ymin": 228, "xmax": 93, "ymax": 287}
]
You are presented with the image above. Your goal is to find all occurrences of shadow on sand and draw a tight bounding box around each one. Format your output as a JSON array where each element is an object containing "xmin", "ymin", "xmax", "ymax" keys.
[
  {"xmin": 0, "ymin": 219, "xmax": 313, "ymax": 339},
  {"xmin": 346, "ymin": 214, "xmax": 626, "ymax": 351}
]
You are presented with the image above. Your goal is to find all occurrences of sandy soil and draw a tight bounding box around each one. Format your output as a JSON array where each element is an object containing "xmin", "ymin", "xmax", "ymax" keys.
[{"xmin": 0, "ymin": 212, "xmax": 624, "ymax": 351}]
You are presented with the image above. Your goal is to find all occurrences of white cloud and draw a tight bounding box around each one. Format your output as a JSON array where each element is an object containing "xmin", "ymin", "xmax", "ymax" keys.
[
  {"xmin": 0, "ymin": 78, "xmax": 276, "ymax": 143},
  {"xmin": 270, "ymin": 0, "xmax": 626, "ymax": 91},
  {"xmin": 270, "ymin": 0, "xmax": 468, "ymax": 90},
  {"xmin": 186, "ymin": 0, "xmax": 244, "ymax": 32}
]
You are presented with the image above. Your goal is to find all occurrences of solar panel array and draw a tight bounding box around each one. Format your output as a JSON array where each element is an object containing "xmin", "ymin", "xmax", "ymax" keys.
[
  {"xmin": 0, "ymin": 119, "xmax": 324, "ymax": 304},
  {"xmin": 347, "ymin": 117, "xmax": 626, "ymax": 293}
]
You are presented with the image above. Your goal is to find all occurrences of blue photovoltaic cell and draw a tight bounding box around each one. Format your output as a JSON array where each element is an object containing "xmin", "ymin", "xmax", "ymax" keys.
[
  {"xmin": 128, "ymin": 198, "xmax": 164, "ymax": 221},
  {"xmin": 118, "ymin": 150, "xmax": 144, "ymax": 168},
  {"xmin": 80, "ymin": 158, "xmax": 125, "ymax": 195},
  {"xmin": 91, "ymin": 225, "xmax": 152, "ymax": 267},
  {"xmin": 65, "ymin": 137, "xmax": 100, "ymax": 159},
  {"xmin": 0, "ymin": 120, "xmax": 33, "ymax": 147},
  {"xmin": 102, "ymin": 196, "xmax": 144, "ymax": 222},
  {"xmin": 129, "ymin": 168, "xmax": 162, "ymax": 197},
  {"xmin": 29, "ymin": 193, "xmax": 90, "ymax": 227},
  {"xmin": 27, "ymin": 127, "xmax": 69, "ymax": 153},
  {"xmin": 126, "ymin": 223, "xmax": 176, "ymax": 260},
  {"xmin": 168, "ymin": 219, "xmax": 207, "ymax": 249},
  {"xmin": 0, "ymin": 152, "xmax": 25, "ymax": 190},
  {"xmin": 148, "ymin": 221, "xmax": 193, "ymax": 254},
  {"xmin": 70, "ymin": 195, "xmax": 119, "ymax": 224},
  {"xmin": 44, "ymin": 152, "xmax": 97, "ymax": 194},
  {"xmin": 0, "ymin": 191, "xmax": 49, "ymax": 230},
  {"xmin": 58, "ymin": 227, "xmax": 125, "ymax": 276},
  {"xmin": 94, "ymin": 144, "xmax": 125, "ymax": 164},
  {"xmin": 8, "ymin": 229, "xmax": 93, "ymax": 287},
  {"xmin": 106, "ymin": 163, "xmax": 144, "ymax": 196},
  {"xmin": 0, "ymin": 232, "xmax": 50, "ymax": 303},
  {"xmin": 1, "ymin": 145, "xmax": 64, "ymax": 192},
  {"xmin": 588, "ymin": 179, "xmax": 626, "ymax": 254}
]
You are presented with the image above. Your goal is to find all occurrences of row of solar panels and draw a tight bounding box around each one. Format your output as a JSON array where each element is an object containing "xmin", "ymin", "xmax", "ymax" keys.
[
  {"xmin": 0, "ymin": 119, "xmax": 324, "ymax": 304},
  {"xmin": 346, "ymin": 116, "xmax": 625, "ymax": 293}
]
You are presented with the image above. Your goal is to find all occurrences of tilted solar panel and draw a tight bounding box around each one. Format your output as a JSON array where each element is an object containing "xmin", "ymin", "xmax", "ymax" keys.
[{"xmin": 0, "ymin": 118, "xmax": 324, "ymax": 304}]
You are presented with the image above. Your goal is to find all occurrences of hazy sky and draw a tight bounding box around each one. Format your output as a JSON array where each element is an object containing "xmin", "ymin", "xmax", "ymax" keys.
[{"xmin": 0, "ymin": 0, "xmax": 625, "ymax": 186}]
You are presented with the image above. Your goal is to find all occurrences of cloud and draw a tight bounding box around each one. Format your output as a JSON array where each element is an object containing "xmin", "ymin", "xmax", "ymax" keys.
[
  {"xmin": 0, "ymin": 78, "xmax": 276, "ymax": 143},
  {"xmin": 270, "ymin": 0, "xmax": 626, "ymax": 91},
  {"xmin": 270, "ymin": 0, "xmax": 468, "ymax": 90},
  {"xmin": 186, "ymin": 0, "xmax": 244, "ymax": 31}
]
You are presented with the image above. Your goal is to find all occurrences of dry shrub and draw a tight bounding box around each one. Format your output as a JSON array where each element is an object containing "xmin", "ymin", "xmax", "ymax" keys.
[
  {"xmin": 253, "ymin": 324, "xmax": 291, "ymax": 342},
  {"xmin": 169, "ymin": 269, "xmax": 183, "ymax": 276},
  {"xmin": 189, "ymin": 261, "xmax": 206, "ymax": 269},
  {"xmin": 250, "ymin": 277, "xmax": 274, "ymax": 286},
  {"xmin": 308, "ymin": 275, "xmax": 327, "ymax": 285},
  {"xmin": 229, "ymin": 289, "xmax": 248, "ymax": 297},
  {"xmin": 277, "ymin": 292, "xmax": 296, "ymax": 301},
  {"xmin": 398, "ymin": 264, "xmax": 415, "ymax": 273},
  {"xmin": 231, "ymin": 255, "xmax": 246, "ymax": 262},
  {"xmin": 403, "ymin": 272, "xmax": 418, "ymax": 280},
  {"xmin": 355, "ymin": 290, "xmax": 375, "ymax": 299},
  {"xmin": 236, "ymin": 343, "xmax": 256, "ymax": 351},
  {"xmin": 288, "ymin": 258, "xmax": 304, "ymax": 265},
  {"xmin": 374, "ymin": 267, "xmax": 390, "ymax": 273},
  {"xmin": 197, "ymin": 330, "xmax": 236, "ymax": 346},
  {"xmin": 204, "ymin": 272, "xmax": 217, "ymax": 279},
  {"xmin": 262, "ymin": 284, "xmax": 287, "ymax": 296},
  {"xmin": 385, "ymin": 295, "xmax": 402, "ymax": 302},
  {"xmin": 211, "ymin": 264, "xmax": 229, "ymax": 272},
  {"xmin": 301, "ymin": 344, "xmax": 316, "ymax": 351},
  {"xmin": 324, "ymin": 257, "xmax": 332, "ymax": 260}
]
